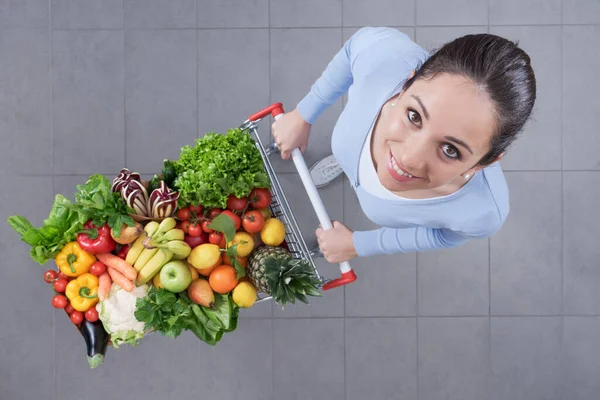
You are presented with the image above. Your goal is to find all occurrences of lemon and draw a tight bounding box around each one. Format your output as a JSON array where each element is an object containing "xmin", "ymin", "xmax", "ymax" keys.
[
  {"xmin": 232, "ymin": 282, "xmax": 257, "ymax": 308},
  {"xmin": 187, "ymin": 244, "xmax": 221, "ymax": 270},
  {"xmin": 260, "ymin": 218, "xmax": 286, "ymax": 246},
  {"xmin": 229, "ymin": 232, "xmax": 254, "ymax": 257}
]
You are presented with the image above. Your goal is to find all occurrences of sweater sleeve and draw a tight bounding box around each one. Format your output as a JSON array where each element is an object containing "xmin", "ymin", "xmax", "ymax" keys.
[
  {"xmin": 296, "ymin": 27, "xmax": 404, "ymax": 124},
  {"xmin": 352, "ymin": 226, "xmax": 474, "ymax": 257}
]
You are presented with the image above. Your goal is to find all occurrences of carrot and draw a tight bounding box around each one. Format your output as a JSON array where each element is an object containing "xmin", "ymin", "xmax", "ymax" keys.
[
  {"xmin": 96, "ymin": 253, "xmax": 136, "ymax": 281},
  {"xmin": 98, "ymin": 272, "xmax": 111, "ymax": 301},
  {"xmin": 107, "ymin": 267, "xmax": 134, "ymax": 293}
]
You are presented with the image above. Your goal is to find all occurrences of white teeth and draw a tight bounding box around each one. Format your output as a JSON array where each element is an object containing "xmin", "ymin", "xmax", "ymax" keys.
[{"xmin": 390, "ymin": 156, "xmax": 413, "ymax": 178}]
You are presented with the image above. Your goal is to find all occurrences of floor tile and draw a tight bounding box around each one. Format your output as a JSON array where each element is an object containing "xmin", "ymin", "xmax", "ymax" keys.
[
  {"xmin": 562, "ymin": 317, "xmax": 600, "ymax": 400},
  {"xmin": 415, "ymin": 26, "xmax": 487, "ymax": 53},
  {"xmin": 418, "ymin": 238, "xmax": 489, "ymax": 316},
  {"xmin": 196, "ymin": 0, "xmax": 268, "ymax": 28},
  {"xmin": 346, "ymin": 318, "xmax": 417, "ymax": 400},
  {"xmin": 197, "ymin": 29, "xmax": 269, "ymax": 136},
  {"xmin": 563, "ymin": 26, "xmax": 600, "ymax": 170},
  {"xmin": 270, "ymin": 28, "xmax": 343, "ymax": 173},
  {"xmin": 418, "ymin": 317, "xmax": 490, "ymax": 400},
  {"xmin": 489, "ymin": 317, "xmax": 562, "ymax": 400},
  {"xmin": 563, "ymin": 0, "xmax": 600, "ymax": 24},
  {"xmin": 0, "ymin": 29, "xmax": 52, "ymax": 175},
  {"xmin": 124, "ymin": 0, "xmax": 196, "ymax": 28},
  {"xmin": 344, "ymin": 26, "xmax": 415, "ymax": 42},
  {"xmin": 274, "ymin": 319, "xmax": 345, "ymax": 400},
  {"xmin": 344, "ymin": 179, "xmax": 417, "ymax": 317},
  {"xmin": 343, "ymin": 0, "xmax": 415, "ymax": 27},
  {"xmin": 416, "ymin": 0, "xmax": 488, "ymax": 26},
  {"xmin": 125, "ymin": 29, "xmax": 197, "ymax": 174},
  {"xmin": 490, "ymin": 172, "xmax": 562, "ymax": 315},
  {"xmin": 270, "ymin": 0, "xmax": 341, "ymax": 27},
  {"xmin": 563, "ymin": 172, "xmax": 600, "ymax": 314},
  {"xmin": 489, "ymin": 0, "xmax": 561, "ymax": 25},
  {"xmin": 0, "ymin": 0, "xmax": 48, "ymax": 29},
  {"xmin": 51, "ymin": 0, "xmax": 123, "ymax": 29},
  {"xmin": 52, "ymin": 30, "xmax": 125, "ymax": 175},
  {"xmin": 489, "ymin": 26, "xmax": 561, "ymax": 171}
]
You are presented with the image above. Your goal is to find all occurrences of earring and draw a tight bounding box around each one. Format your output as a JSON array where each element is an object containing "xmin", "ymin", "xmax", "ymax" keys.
[
  {"xmin": 463, "ymin": 173, "xmax": 470, "ymax": 180},
  {"xmin": 390, "ymin": 102, "xmax": 396, "ymax": 107}
]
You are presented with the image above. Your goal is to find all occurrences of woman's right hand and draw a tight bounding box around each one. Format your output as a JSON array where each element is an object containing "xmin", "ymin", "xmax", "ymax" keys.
[{"xmin": 272, "ymin": 108, "xmax": 311, "ymax": 160}]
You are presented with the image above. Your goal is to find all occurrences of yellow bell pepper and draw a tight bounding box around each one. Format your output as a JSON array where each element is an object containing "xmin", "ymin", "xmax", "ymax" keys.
[
  {"xmin": 65, "ymin": 273, "xmax": 99, "ymax": 312},
  {"xmin": 55, "ymin": 242, "xmax": 96, "ymax": 277}
]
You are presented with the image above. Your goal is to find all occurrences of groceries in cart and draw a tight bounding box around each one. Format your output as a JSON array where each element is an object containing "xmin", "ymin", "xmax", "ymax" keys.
[{"xmin": 7, "ymin": 119, "xmax": 324, "ymax": 369}]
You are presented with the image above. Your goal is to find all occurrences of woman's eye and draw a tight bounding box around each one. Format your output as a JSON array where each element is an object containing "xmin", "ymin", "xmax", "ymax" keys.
[
  {"xmin": 407, "ymin": 109, "xmax": 422, "ymax": 125},
  {"xmin": 442, "ymin": 144, "xmax": 460, "ymax": 159}
]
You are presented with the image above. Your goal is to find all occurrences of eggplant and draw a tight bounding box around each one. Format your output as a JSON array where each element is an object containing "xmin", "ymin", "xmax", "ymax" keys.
[{"xmin": 81, "ymin": 319, "xmax": 109, "ymax": 369}]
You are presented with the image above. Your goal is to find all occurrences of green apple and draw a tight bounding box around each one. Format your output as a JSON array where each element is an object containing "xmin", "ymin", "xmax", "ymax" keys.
[{"xmin": 160, "ymin": 261, "xmax": 192, "ymax": 293}]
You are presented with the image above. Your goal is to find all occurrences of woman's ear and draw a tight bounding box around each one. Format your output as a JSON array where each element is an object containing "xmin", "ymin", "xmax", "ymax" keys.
[{"xmin": 408, "ymin": 69, "xmax": 416, "ymax": 79}]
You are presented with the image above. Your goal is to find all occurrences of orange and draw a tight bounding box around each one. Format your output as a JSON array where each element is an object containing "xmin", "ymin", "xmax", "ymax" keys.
[
  {"xmin": 197, "ymin": 264, "xmax": 217, "ymax": 277},
  {"xmin": 208, "ymin": 265, "xmax": 238, "ymax": 294},
  {"xmin": 223, "ymin": 254, "xmax": 248, "ymax": 268}
]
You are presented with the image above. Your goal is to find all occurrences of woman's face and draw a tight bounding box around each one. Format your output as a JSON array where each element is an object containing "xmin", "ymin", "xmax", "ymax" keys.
[{"xmin": 373, "ymin": 72, "xmax": 498, "ymax": 193}]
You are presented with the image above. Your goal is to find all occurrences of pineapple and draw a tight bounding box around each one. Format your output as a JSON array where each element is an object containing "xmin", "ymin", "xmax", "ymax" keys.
[{"xmin": 247, "ymin": 246, "xmax": 322, "ymax": 306}]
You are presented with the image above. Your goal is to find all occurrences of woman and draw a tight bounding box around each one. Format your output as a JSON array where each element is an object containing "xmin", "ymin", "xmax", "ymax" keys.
[{"xmin": 272, "ymin": 27, "xmax": 536, "ymax": 264}]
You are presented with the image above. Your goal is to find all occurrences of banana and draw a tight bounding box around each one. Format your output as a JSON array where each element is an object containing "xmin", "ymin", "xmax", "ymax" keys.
[
  {"xmin": 126, "ymin": 231, "xmax": 147, "ymax": 265},
  {"xmin": 134, "ymin": 247, "xmax": 159, "ymax": 272},
  {"xmin": 154, "ymin": 228, "xmax": 185, "ymax": 244},
  {"xmin": 136, "ymin": 249, "xmax": 173, "ymax": 285},
  {"xmin": 154, "ymin": 218, "xmax": 177, "ymax": 238},
  {"xmin": 144, "ymin": 221, "xmax": 160, "ymax": 237},
  {"xmin": 158, "ymin": 240, "xmax": 191, "ymax": 259}
]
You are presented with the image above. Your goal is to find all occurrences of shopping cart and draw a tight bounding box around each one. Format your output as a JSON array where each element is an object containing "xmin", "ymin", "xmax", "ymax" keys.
[{"xmin": 240, "ymin": 103, "xmax": 358, "ymax": 301}]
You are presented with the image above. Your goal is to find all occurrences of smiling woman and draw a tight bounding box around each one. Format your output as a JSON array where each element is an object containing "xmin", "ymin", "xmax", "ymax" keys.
[{"xmin": 272, "ymin": 27, "xmax": 536, "ymax": 263}]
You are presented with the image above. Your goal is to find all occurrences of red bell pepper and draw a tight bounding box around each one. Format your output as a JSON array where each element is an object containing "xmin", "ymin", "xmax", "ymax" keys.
[
  {"xmin": 116, "ymin": 244, "xmax": 130, "ymax": 260},
  {"xmin": 77, "ymin": 221, "xmax": 117, "ymax": 254}
]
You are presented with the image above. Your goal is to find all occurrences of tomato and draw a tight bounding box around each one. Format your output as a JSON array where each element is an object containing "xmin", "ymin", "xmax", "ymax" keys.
[
  {"xmin": 209, "ymin": 208, "xmax": 222, "ymax": 219},
  {"xmin": 53, "ymin": 278, "xmax": 68, "ymax": 293},
  {"xmin": 189, "ymin": 204, "xmax": 204, "ymax": 215},
  {"xmin": 64, "ymin": 303, "xmax": 74, "ymax": 315},
  {"xmin": 70, "ymin": 311, "xmax": 84, "ymax": 325},
  {"xmin": 52, "ymin": 294, "xmax": 67, "ymax": 309},
  {"xmin": 209, "ymin": 232, "xmax": 224, "ymax": 246},
  {"xmin": 181, "ymin": 220, "xmax": 191, "ymax": 234},
  {"xmin": 201, "ymin": 219, "xmax": 214, "ymax": 233},
  {"xmin": 188, "ymin": 223, "xmax": 203, "ymax": 237},
  {"xmin": 177, "ymin": 207, "xmax": 191, "ymax": 221},
  {"xmin": 242, "ymin": 210, "xmax": 265, "ymax": 233},
  {"xmin": 58, "ymin": 272, "xmax": 72, "ymax": 281},
  {"xmin": 85, "ymin": 307, "xmax": 99, "ymax": 322},
  {"xmin": 44, "ymin": 270, "xmax": 58, "ymax": 283},
  {"xmin": 227, "ymin": 195, "xmax": 248, "ymax": 211},
  {"xmin": 221, "ymin": 210, "xmax": 241, "ymax": 231},
  {"xmin": 89, "ymin": 261, "xmax": 106, "ymax": 277},
  {"xmin": 249, "ymin": 188, "xmax": 272, "ymax": 209}
]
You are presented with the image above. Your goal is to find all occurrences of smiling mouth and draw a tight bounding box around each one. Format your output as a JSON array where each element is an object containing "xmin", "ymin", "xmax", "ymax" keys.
[{"xmin": 388, "ymin": 151, "xmax": 422, "ymax": 181}]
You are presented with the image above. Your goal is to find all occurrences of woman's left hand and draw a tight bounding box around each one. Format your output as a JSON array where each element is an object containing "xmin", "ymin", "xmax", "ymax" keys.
[{"xmin": 315, "ymin": 221, "xmax": 357, "ymax": 263}]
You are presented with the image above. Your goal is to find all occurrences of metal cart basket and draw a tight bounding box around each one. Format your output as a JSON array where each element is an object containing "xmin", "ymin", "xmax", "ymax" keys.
[{"xmin": 240, "ymin": 103, "xmax": 358, "ymax": 302}]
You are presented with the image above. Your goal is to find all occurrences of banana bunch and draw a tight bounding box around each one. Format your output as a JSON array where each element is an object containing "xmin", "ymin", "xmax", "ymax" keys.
[{"xmin": 126, "ymin": 218, "xmax": 191, "ymax": 285}]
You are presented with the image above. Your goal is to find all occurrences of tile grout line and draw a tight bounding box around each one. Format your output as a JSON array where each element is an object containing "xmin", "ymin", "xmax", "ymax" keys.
[
  {"xmin": 195, "ymin": 1, "xmax": 199, "ymax": 139},
  {"xmin": 123, "ymin": 0, "xmax": 126, "ymax": 168},
  {"xmin": 559, "ymin": 1, "xmax": 565, "ymax": 397}
]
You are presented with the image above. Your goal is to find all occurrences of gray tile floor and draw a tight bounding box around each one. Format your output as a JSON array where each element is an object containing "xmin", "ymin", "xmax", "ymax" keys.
[{"xmin": 1, "ymin": 1, "xmax": 599, "ymax": 399}]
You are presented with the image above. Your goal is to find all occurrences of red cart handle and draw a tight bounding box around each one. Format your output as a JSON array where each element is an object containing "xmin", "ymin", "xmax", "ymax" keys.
[
  {"xmin": 322, "ymin": 270, "xmax": 358, "ymax": 291},
  {"xmin": 248, "ymin": 103, "xmax": 284, "ymax": 122}
]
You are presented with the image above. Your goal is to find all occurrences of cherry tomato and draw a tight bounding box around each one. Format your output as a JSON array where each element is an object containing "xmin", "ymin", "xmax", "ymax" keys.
[
  {"xmin": 70, "ymin": 311, "xmax": 83, "ymax": 325},
  {"xmin": 85, "ymin": 307, "xmax": 99, "ymax": 322},
  {"xmin": 52, "ymin": 294, "xmax": 68, "ymax": 309},
  {"xmin": 188, "ymin": 223, "xmax": 202, "ymax": 237},
  {"xmin": 177, "ymin": 207, "xmax": 191, "ymax": 221},
  {"xmin": 208, "ymin": 208, "xmax": 222, "ymax": 219},
  {"xmin": 44, "ymin": 270, "xmax": 58, "ymax": 283},
  {"xmin": 209, "ymin": 232, "xmax": 224, "ymax": 246},
  {"xmin": 221, "ymin": 210, "xmax": 241, "ymax": 231},
  {"xmin": 227, "ymin": 195, "xmax": 248, "ymax": 211},
  {"xmin": 242, "ymin": 210, "xmax": 265, "ymax": 233},
  {"xmin": 249, "ymin": 188, "xmax": 272, "ymax": 209},
  {"xmin": 201, "ymin": 219, "xmax": 214, "ymax": 233},
  {"xmin": 189, "ymin": 204, "xmax": 204, "ymax": 215},
  {"xmin": 181, "ymin": 220, "xmax": 191, "ymax": 234},
  {"xmin": 89, "ymin": 261, "xmax": 106, "ymax": 277},
  {"xmin": 53, "ymin": 278, "xmax": 68, "ymax": 293},
  {"xmin": 64, "ymin": 303, "xmax": 75, "ymax": 315},
  {"xmin": 58, "ymin": 272, "xmax": 72, "ymax": 281}
]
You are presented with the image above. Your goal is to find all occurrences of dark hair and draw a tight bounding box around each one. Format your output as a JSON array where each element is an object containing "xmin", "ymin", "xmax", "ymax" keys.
[{"xmin": 403, "ymin": 33, "xmax": 537, "ymax": 166}]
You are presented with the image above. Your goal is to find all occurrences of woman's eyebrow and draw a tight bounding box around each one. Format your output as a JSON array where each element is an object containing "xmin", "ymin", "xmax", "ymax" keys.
[
  {"xmin": 411, "ymin": 95, "xmax": 429, "ymax": 120},
  {"xmin": 445, "ymin": 136, "xmax": 473, "ymax": 154}
]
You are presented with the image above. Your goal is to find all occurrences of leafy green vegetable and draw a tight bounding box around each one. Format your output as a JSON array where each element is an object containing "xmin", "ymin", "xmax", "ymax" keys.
[
  {"xmin": 173, "ymin": 128, "xmax": 270, "ymax": 209},
  {"xmin": 74, "ymin": 174, "xmax": 135, "ymax": 237},
  {"xmin": 7, "ymin": 194, "xmax": 89, "ymax": 264},
  {"xmin": 134, "ymin": 286, "xmax": 239, "ymax": 345},
  {"xmin": 208, "ymin": 214, "xmax": 246, "ymax": 278}
]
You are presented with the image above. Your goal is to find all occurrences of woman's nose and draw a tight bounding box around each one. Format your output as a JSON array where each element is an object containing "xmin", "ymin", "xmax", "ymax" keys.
[{"xmin": 399, "ymin": 134, "xmax": 427, "ymax": 172}]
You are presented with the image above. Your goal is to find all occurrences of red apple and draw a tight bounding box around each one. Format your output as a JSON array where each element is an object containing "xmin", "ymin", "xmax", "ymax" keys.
[{"xmin": 184, "ymin": 232, "xmax": 209, "ymax": 249}]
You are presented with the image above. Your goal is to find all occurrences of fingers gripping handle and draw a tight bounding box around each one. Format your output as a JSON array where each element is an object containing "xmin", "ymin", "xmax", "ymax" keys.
[{"xmin": 258, "ymin": 104, "xmax": 356, "ymax": 291}]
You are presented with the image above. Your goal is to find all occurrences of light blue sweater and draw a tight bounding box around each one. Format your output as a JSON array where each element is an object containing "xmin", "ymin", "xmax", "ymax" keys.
[{"xmin": 296, "ymin": 27, "xmax": 509, "ymax": 257}]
